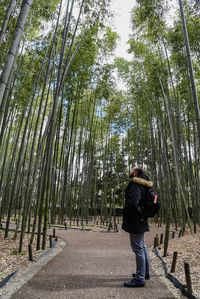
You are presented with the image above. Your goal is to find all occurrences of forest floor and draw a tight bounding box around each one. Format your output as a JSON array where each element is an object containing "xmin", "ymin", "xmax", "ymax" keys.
[
  {"xmin": 150, "ymin": 225, "xmax": 200, "ymax": 299},
  {"xmin": 0, "ymin": 222, "xmax": 199, "ymax": 298},
  {"xmin": 0, "ymin": 230, "xmax": 45, "ymax": 282}
]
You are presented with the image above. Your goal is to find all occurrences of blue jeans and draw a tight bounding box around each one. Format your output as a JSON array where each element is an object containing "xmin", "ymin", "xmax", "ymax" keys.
[{"xmin": 129, "ymin": 232, "xmax": 150, "ymax": 282}]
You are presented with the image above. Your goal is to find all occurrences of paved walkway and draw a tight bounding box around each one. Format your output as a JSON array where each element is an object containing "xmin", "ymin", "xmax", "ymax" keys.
[{"xmin": 11, "ymin": 225, "xmax": 175, "ymax": 299}]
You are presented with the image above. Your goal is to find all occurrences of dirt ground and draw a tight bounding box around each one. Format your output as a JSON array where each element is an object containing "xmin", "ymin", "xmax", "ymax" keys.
[
  {"xmin": 150, "ymin": 227, "xmax": 200, "ymax": 299},
  {"xmin": 0, "ymin": 230, "xmax": 45, "ymax": 282},
  {"xmin": 0, "ymin": 223, "xmax": 199, "ymax": 298}
]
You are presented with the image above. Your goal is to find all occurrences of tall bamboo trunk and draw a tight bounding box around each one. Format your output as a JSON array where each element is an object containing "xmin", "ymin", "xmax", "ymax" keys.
[
  {"xmin": 0, "ymin": 0, "xmax": 33, "ymax": 115},
  {"xmin": 179, "ymin": 0, "xmax": 200, "ymax": 151},
  {"xmin": 0, "ymin": 0, "xmax": 16, "ymax": 47}
]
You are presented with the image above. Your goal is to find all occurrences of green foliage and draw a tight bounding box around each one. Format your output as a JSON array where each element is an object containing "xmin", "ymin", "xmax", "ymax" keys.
[
  {"xmin": 132, "ymin": 0, "xmax": 168, "ymax": 41},
  {"xmin": 98, "ymin": 27, "xmax": 119, "ymax": 56},
  {"xmin": 32, "ymin": 0, "xmax": 59, "ymax": 21}
]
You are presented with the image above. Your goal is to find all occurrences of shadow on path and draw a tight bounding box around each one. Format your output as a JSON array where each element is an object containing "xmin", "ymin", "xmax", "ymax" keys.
[
  {"xmin": 11, "ymin": 226, "xmax": 178, "ymax": 299},
  {"xmin": 27, "ymin": 274, "xmax": 129, "ymax": 292}
]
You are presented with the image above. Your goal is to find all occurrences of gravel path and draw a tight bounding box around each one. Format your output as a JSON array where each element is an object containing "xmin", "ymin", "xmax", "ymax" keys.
[{"xmin": 5, "ymin": 225, "xmax": 176, "ymax": 299}]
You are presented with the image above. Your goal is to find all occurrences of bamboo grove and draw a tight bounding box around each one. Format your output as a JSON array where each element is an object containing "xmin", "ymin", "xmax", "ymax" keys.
[
  {"xmin": 0, "ymin": 0, "xmax": 200, "ymax": 252},
  {"xmin": 115, "ymin": 0, "xmax": 200, "ymax": 235}
]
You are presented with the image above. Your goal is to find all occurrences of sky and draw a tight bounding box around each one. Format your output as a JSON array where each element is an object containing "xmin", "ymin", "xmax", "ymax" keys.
[
  {"xmin": 59, "ymin": 0, "xmax": 136, "ymax": 61},
  {"xmin": 110, "ymin": 0, "xmax": 178, "ymax": 60},
  {"xmin": 110, "ymin": 0, "xmax": 136, "ymax": 60}
]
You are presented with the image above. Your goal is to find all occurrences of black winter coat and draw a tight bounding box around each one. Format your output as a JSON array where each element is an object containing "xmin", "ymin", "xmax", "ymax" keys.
[{"xmin": 122, "ymin": 174, "xmax": 152, "ymax": 234}]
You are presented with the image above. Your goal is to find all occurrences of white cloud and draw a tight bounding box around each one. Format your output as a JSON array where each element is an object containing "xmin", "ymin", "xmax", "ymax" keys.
[{"xmin": 110, "ymin": 0, "xmax": 136, "ymax": 60}]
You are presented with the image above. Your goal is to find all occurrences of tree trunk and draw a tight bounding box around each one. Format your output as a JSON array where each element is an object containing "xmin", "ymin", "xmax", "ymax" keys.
[
  {"xmin": 0, "ymin": 0, "xmax": 16, "ymax": 47},
  {"xmin": 179, "ymin": 0, "xmax": 200, "ymax": 150},
  {"xmin": 0, "ymin": 0, "xmax": 33, "ymax": 114}
]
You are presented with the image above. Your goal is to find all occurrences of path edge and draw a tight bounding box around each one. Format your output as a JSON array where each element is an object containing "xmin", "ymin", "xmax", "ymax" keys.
[{"xmin": 0, "ymin": 239, "xmax": 66, "ymax": 299}]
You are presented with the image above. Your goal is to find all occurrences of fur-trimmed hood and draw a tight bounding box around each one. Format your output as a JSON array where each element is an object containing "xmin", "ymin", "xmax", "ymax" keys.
[{"xmin": 133, "ymin": 177, "xmax": 153, "ymax": 188}]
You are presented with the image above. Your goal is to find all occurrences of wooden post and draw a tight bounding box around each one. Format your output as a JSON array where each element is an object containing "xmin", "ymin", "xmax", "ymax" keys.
[
  {"xmin": 49, "ymin": 235, "xmax": 52, "ymax": 248},
  {"xmin": 28, "ymin": 244, "xmax": 33, "ymax": 261},
  {"xmin": 154, "ymin": 234, "xmax": 159, "ymax": 248},
  {"xmin": 170, "ymin": 251, "xmax": 178, "ymax": 273},
  {"xmin": 156, "ymin": 233, "xmax": 159, "ymax": 246},
  {"xmin": 172, "ymin": 231, "xmax": 175, "ymax": 239},
  {"xmin": 53, "ymin": 228, "xmax": 55, "ymax": 238},
  {"xmin": 154, "ymin": 237, "xmax": 157, "ymax": 248},
  {"xmin": 160, "ymin": 233, "xmax": 163, "ymax": 245},
  {"xmin": 184, "ymin": 262, "xmax": 192, "ymax": 294}
]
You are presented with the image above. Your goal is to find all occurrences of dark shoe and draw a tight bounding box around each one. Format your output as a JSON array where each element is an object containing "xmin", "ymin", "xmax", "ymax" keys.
[
  {"xmin": 132, "ymin": 273, "xmax": 150, "ymax": 280},
  {"xmin": 124, "ymin": 279, "xmax": 145, "ymax": 287}
]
